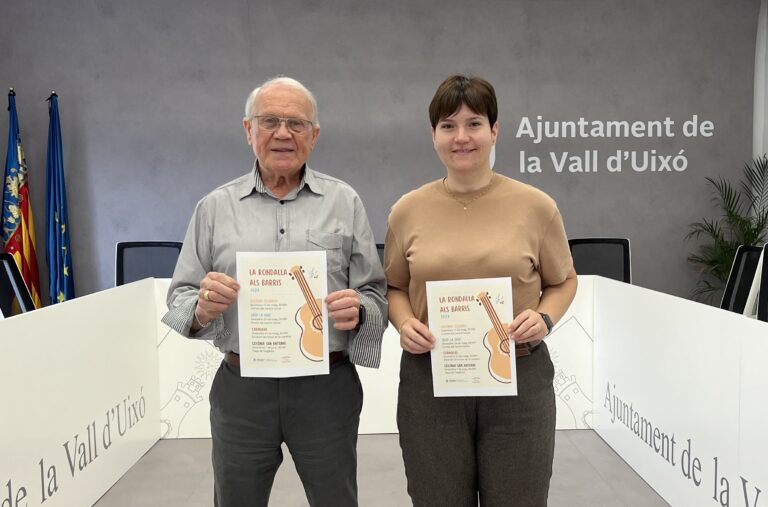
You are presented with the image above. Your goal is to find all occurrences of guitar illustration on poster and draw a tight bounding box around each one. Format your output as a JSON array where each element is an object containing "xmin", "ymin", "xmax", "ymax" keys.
[
  {"xmin": 290, "ymin": 265, "xmax": 324, "ymax": 362},
  {"xmin": 476, "ymin": 291, "xmax": 511, "ymax": 383}
]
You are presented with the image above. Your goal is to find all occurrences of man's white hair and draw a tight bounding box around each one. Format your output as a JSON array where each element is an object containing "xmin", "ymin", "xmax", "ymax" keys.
[{"xmin": 244, "ymin": 76, "xmax": 319, "ymax": 125}]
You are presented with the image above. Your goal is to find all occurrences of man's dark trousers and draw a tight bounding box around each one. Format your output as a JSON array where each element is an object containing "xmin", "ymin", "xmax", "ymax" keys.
[{"xmin": 211, "ymin": 357, "xmax": 363, "ymax": 507}]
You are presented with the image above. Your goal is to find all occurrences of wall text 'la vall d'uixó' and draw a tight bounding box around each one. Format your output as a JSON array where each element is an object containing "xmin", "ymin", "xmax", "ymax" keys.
[
  {"xmin": 515, "ymin": 115, "xmax": 714, "ymax": 174},
  {"xmin": 2, "ymin": 385, "xmax": 147, "ymax": 506}
]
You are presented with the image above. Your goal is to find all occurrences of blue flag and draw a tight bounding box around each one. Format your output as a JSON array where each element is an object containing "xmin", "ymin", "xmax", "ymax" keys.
[{"xmin": 45, "ymin": 93, "xmax": 74, "ymax": 303}]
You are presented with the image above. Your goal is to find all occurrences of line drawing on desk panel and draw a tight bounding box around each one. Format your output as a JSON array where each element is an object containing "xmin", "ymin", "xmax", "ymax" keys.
[{"xmin": 549, "ymin": 316, "xmax": 594, "ymax": 428}]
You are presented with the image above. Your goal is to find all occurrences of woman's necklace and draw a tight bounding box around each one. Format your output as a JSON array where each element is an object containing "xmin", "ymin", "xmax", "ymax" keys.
[{"xmin": 442, "ymin": 172, "xmax": 496, "ymax": 211}]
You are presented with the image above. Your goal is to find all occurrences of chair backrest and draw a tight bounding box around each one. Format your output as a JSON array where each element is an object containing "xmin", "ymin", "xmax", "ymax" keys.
[
  {"xmin": 0, "ymin": 252, "xmax": 36, "ymax": 316},
  {"xmin": 376, "ymin": 243, "xmax": 385, "ymax": 266},
  {"xmin": 115, "ymin": 241, "xmax": 183, "ymax": 286},
  {"xmin": 568, "ymin": 238, "xmax": 631, "ymax": 283},
  {"xmin": 758, "ymin": 244, "xmax": 768, "ymax": 322},
  {"xmin": 720, "ymin": 245, "xmax": 763, "ymax": 313}
]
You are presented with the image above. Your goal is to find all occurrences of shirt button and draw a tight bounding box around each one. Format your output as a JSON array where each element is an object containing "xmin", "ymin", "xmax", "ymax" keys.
[
  {"xmin": 280, "ymin": 228, "xmax": 285, "ymax": 234},
  {"xmin": 279, "ymin": 200, "xmax": 285, "ymax": 205}
]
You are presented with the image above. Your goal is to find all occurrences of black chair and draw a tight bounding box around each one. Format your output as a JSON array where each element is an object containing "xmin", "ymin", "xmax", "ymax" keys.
[
  {"xmin": 115, "ymin": 241, "xmax": 183, "ymax": 286},
  {"xmin": 568, "ymin": 238, "xmax": 631, "ymax": 283},
  {"xmin": 376, "ymin": 243, "xmax": 385, "ymax": 266},
  {"xmin": 0, "ymin": 252, "xmax": 36, "ymax": 316},
  {"xmin": 720, "ymin": 245, "xmax": 763, "ymax": 313},
  {"xmin": 758, "ymin": 244, "xmax": 768, "ymax": 323}
]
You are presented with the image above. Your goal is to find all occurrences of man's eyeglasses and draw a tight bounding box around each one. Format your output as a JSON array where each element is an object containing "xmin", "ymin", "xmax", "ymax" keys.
[{"xmin": 252, "ymin": 115, "xmax": 315, "ymax": 134}]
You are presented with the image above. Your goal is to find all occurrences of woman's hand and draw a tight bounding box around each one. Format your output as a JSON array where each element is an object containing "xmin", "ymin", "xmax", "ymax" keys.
[
  {"xmin": 399, "ymin": 317, "xmax": 436, "ymax": 354},
  {"xmin": 507, "ymin": 309, "xmax": 547, "ymax": 344}
]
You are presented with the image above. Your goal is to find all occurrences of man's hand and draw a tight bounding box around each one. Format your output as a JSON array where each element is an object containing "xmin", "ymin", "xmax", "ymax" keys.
[
  {"xmin": 326, "ymin": 289, "xmax": 361, "ymax": 331},
  {"xmin": 195, "ymin": 272, "xmax": 240, "ymax": 328}
]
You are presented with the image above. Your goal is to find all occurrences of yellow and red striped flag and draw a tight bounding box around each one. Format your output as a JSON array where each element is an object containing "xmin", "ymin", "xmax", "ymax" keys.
[{"xmin": 2, "ymin": 89, "xmax": 42, "ymax": 308}]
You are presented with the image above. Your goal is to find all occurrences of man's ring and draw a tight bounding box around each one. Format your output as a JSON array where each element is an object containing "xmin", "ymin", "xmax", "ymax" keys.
[{"xmin": 204, "ymin": 290, "xmax": 211, "ymax": 301}]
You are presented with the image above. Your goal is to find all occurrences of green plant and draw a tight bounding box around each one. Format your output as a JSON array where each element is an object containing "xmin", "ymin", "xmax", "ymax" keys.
[{"xmin": 686, "ymin": 154, "xmax": 768, "ymax": 301}]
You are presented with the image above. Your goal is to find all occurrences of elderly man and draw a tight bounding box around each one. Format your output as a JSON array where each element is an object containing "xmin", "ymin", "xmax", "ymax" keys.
[{"xmin": 162, "ymin": 77, "xmax": 387, "ymax": 507}]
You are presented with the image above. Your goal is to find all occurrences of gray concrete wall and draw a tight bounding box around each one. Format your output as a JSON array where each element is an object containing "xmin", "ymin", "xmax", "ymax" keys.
[{"xmin": 0, "ymin": 0, "xmax": 759, "ymax": 301}]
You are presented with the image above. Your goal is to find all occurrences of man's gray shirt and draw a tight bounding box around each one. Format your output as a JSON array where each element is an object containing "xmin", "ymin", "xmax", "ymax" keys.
[{"xmin": 162, "ymin": 164, "xmax": 387, "ymax": 368}]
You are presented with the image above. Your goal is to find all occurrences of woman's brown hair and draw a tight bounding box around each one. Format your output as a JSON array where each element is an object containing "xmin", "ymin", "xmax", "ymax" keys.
[{"xmin": 428, "ymin": 75, "xmax": 498, "ymax": 128}]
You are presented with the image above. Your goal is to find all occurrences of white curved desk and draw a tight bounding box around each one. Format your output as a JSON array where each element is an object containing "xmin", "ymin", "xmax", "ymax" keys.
[{"xmin": 2, "ymin": 276, "xmax": 766, "ymax": 506}]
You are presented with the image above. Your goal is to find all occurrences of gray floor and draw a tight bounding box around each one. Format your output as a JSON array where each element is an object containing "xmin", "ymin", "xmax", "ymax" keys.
[{"xmin": 94, "ymin": 431, "xmax": 668, "ymax": 506}]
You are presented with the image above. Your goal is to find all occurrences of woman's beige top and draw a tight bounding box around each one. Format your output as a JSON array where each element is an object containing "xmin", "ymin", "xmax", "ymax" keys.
[{"xmin": 385, "ymin": 173, "xmax": 574, "ymax": 325}]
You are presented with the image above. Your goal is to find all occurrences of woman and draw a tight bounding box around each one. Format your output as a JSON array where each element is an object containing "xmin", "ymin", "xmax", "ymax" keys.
[{"xmin": 384, "ymin": 75, "xmax": 577, "ymax": 506}]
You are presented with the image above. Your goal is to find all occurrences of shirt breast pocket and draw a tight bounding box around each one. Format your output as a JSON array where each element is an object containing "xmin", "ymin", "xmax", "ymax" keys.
[{"xmin": 307, "ymin": 230, "xmax": 345, "ymax": 274}]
